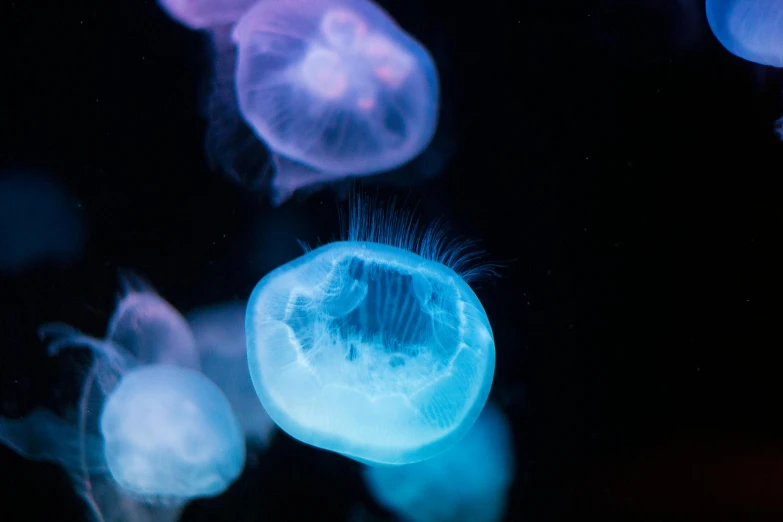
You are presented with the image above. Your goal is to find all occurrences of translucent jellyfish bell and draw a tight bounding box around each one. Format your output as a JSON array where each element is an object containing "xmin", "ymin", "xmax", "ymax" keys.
[
  {"xmin": 100, "ymin": 365, "xmax": 246, "ymax": 500},
  {"xmin": 222, "ymin": 0, "xmax": 439, "ymax": 204},
  {"xmin": 706, "ymin": 0, "xmax": 783, "ymax": 67},
  {"xmin": 0, "ymin": 276, "xmax": 246, "ymax": 521},
  {"xmin": 363, "ymin": 402, "xmax": 515, "ymax": 522},
  {"xmin": 107, "ymin": 271, "xmax": 200, "ymax": 370},
  {"xmin": 246, "ymin": 197, "xmax": 496, "ymax": 465},
  {"xmin": 155, "ymin": 0, "xmax": 258, "ymax": 30},
  {"xmin": 186, "ymin": 301, "xmax": 277, "ymax": 446}
]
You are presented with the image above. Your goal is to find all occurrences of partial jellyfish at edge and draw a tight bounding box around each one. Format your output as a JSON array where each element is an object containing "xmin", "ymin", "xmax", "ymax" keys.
[
  {"xmin": 363, "ymin": 401, "xmax": 515, "ymax": 522},
  {"xmin": 0, "ymin": 272, "xmax": 246, "ymax": 521},
  {"xmin": 706, "ymin": 0, "xmax": 783, "ymax": 67}
]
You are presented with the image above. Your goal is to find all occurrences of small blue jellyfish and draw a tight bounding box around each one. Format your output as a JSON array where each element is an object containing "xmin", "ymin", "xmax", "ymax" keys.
[
  {"xmin": 706, "ymin": 0, "xmax": 783, "ymax": 67},
  {"xmin": 205, "ymin": 0, "xmax": 440, "ymax": 205},
  {"xmin": 0, "ymin": 274, "xmax": 245, "ymax": 522},
  {"xmin": 187, "ymin": 301, "xmax": 276, "ymax": 446},
  {"xmin": 362, "ymin": 402, "xmax": 515, "ymax": 522},
  {"xmin": 0, "ymin": 170, "xmax": 86, "ymax": 273},
  {"xmin": 156, "ymin": 0, "xmax": 258, "ymax": 30},
  {"xmin": 245, "ymin": 197, "xmax": 496, "ymax": 465},
  {"xmin": 100, "ymin": 365, "xmax": 245, "ymax": 500}
]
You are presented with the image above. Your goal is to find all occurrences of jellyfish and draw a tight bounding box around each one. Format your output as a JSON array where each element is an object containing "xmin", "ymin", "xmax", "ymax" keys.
[
  {"xmin": 155, "ymin": 0, "xmax": 258, "ymax": 30},
  {"xmin": 705, "ymin": 0, "xmax": 783, "ymax": 67},
  {"xmin": 0, "ymin": 275, "xmax": 246, "ymax": 522},
  {"xmin": 186, "ymin": 301, "xmax": 276, "ymax": 446},
  {"xmin": 0, "ymin": 170, "xmax": 86, "ymax": 273},
  {"xmin": 107, "ymin": 271, "xmax": 200, "ymax": 371},
  {"xmin": 204, "ymin": 0, "xmax": 440, "ymax": 205},
  {"xmin": 362, "ymin": 402, "xmax": 515, "ymax": 522},
  {"xmin": 245, "ymin": 196, "xmax": 496, "ymax": 465}
]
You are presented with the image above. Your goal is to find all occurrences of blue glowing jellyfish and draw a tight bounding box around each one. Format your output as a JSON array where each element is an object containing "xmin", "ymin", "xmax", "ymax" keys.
[
  {"xmin": 706, "ymin": 0, "xmax": 783, "ymax": 67},
  {"xmin": 0, "ymin": 276, "xmax": 245, "ymax": 522},
  {"xmin": 363, "ymin": 401, "xmax": 515, "ymax": 522},
  {"xmin": 0, "ymin": 170, "xmax": 86, "ymax": 273},
  {"xmin": 156, "ymin": 0, "xmax": 258, "ymax": 30},
  {"xmin": 245, "ymin": 197, "xmax": 496, "ymax": 465},
  {"xmin": 205, "ymin": 0, "xmax": 440, "ymax": 205},
  {"xmin": 187, "ymin": 301, "xmax": 276, "ymax": 446}
]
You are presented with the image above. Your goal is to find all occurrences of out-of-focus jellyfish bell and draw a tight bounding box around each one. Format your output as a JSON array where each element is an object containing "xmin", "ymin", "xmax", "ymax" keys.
[
  {"xmin": 205, "ymin": 0, "xmax": 440, "ymax": 205},
  {"xmin": 100, "ymin": 365, "xmax": 246, "ymax": 500},
  {"xmin": 0, "ymin": 170, "xmax": 86, "ymax": 273},
  {"xmin": 156, "ymin": 0, "xmax": 258, "ymax": 30},
  {"xmin": 706, "ymin": 0, "xmax": 783, "ymax": 67},
  {"xmin": 187, "ymin": 301, "xmax": 277, "ymax": 446},
  {"xmin": 363, "ymin": 402, "xmax": 515, "ymax": 522},
  {"xmin": 0, "ymin": 273, "xmax": 246, "ymax": 522},
  {"xmin": 245, "ymin": 196, "xmax": 496, "ymax": 465},
  {"xmin": 107, "ymin": 271, "xmax": 200, "ymax": 370}
]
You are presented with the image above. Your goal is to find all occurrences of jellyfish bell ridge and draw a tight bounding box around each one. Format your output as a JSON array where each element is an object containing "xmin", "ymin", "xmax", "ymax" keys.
[
  {"xmin": 230, "ymin": 0, "xmax": 440, "ymax": 176},
  {"xmin": 246, "ymin": 239, "xmax": 495, "ymax": 465}
]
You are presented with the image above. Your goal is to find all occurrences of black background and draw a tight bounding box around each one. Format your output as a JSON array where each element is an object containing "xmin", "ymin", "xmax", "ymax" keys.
[{"xmin": 1, "ymin": 0, "xmax": 781, "ymax": 519}]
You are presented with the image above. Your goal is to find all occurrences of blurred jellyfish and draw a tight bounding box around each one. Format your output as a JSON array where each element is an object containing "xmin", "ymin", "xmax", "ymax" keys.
[
  {"xmin": 204, "ymin": 0, "xmax": 440, "ymax": 205},
  {"xmin": 0, "ymin": 275, "xmax": 246, "ymax": 522},
  {"xmin": 186, "ymin": 301, "xmax": 276, "ymax": 446},
  {"xmin": 0, "ymin": 170, "xmax": 86, "ymax": 273},
  {"xmin": 363, "ymin": 402, "xmax": 515, "ymax": 522},
  {"xmin": 245, "ymin": 196, "xmax": 496, "ymax": 465},
  {"xmin": 108, "ymin": 271, "xmax": 200, "ymax": 370},
  {"xmin": 156, "ymin": 0, "xmax": 258, "ymax": 30},
  {"xmin": 706, "ymin": 0, "xmax": 783, "ymax": 67}
]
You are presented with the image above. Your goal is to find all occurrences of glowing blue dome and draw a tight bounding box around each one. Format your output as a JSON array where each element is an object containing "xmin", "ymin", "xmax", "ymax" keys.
[{"xmin": 246, "ymin": 200, "xmax": 495, "ymax": 465}]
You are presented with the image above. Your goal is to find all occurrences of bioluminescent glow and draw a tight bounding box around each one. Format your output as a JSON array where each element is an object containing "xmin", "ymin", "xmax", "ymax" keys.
[
  {"xmin": 706, "ymin": 0, "xmax": 783, "ymax": 67},
  {"xmin": 100, "ymin": 365, "xmax": 245, "ymax": 499},
  {"xmin": 205, "ymin": 0, "xmax": 440, "ymax": 205},
  {"xmin": 363, "ymin": 402, "xmax": 515, "ymax": 522},
  {"xmin": 156, "ymin": 0, "xmax": 258, "ymax": 30},
  {"xmin": 245, "ymin": 196, "xmax": 496, "ymax": 465},
  {"xmin": 0, "ymin": 273, "xmax": 246, "ymax": 522},
  {"xmin": 187, "ymin": 301, "xmax": 277, "ymax": 446},
  {"xmin": 107, "ymin": 271, "xmax": 200, "ymax": 371}
]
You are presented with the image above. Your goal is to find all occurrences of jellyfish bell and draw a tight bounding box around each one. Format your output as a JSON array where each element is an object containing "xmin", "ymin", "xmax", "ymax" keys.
[
  {"xmin": 100, "ymin": 365, "xmax": 246, "ymax": 501},
  {"xmin": 362, "ymin": 401, "xmax": 515, "ymax": 522},
  {"xmin": 0, "ymin": 275, "xmax": 246, "ymax": 522},
  {"xmin": 186, "ymin": 301, "xmax": 277, "ymax": 446},
  {"xmin": 155, "ymin": 0, "xmax": 258, "ymax": 30},
  {"xmin": 245, "ymin": 196, "xmax": 496, "ymax": 465},
  {"xmin": 706, "ymin": 0, "xmax": 783, "ymax": 67},
  {"xmin": 107, "ymin": 271, "xmax": 200, "ymax": 371},
  {"xmin": 204, "ymin": 0, "xmax": 440, "ymax": 205}
]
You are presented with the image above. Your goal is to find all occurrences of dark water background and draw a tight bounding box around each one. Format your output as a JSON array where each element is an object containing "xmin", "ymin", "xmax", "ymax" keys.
[{"xmin": 0, "ymin": 0, "xmax": 780, "ymax": 519}]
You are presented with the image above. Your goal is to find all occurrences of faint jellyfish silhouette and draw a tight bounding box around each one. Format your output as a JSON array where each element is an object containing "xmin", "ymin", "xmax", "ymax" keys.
[
  {"xmin": 706, "ymin": 0, "xmax": 783, "ymax": 67},
  {"xmin": 108, "ymin": 271, "xmax": 200, "ymax": 371},
  {"xmin": 186, "ymin": 301, "xmax": 276, "ymax": 446},
  {"xmin": 363, "ymin": 401, "xmax": 515, "ymax": 522},
  {"xmin": 245, "ymin": 195, "xmax": 496, "ymax": 465},
  {"xmin": 0, "ymin": 275, "xmax": 245, "ymax": 522},
  {"xmin": 0, "ymin": 170, "xmax": 86, "ymax": 274},
  {"xmin": 155, "ymin": 0, "xmax": 258, "ymax": 30},
  {"xmin": 204, "ymin": 0, "xmax": 440, "ymax": 205}
]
